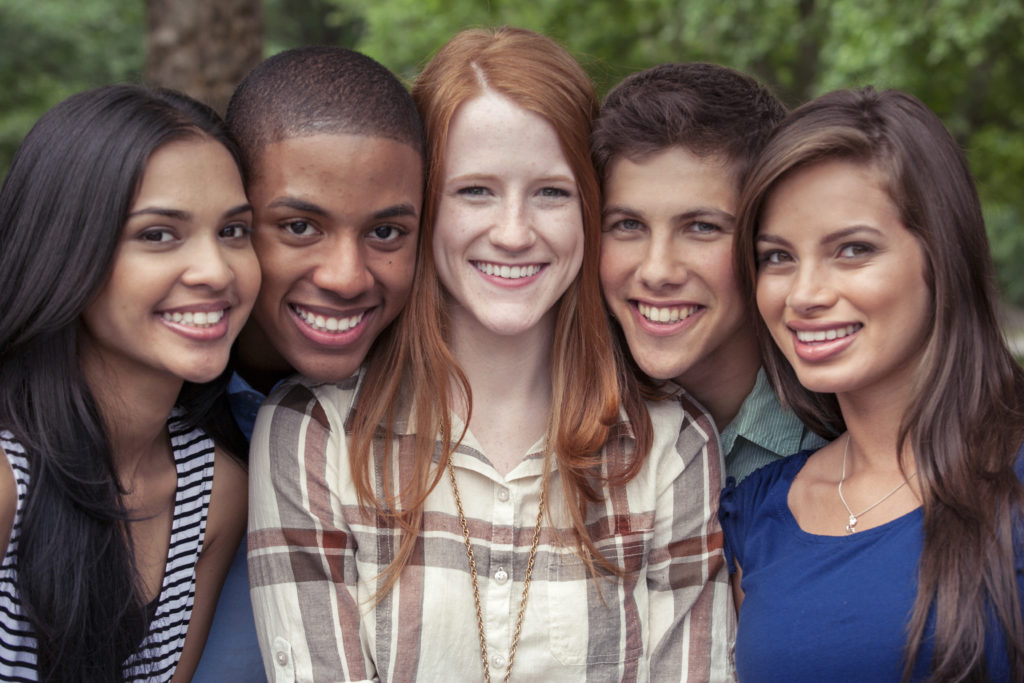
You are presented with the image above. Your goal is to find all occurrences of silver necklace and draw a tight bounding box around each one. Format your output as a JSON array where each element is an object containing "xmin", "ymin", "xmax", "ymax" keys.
[{"xmin": 837, "ymin": 435, "xmax": 917, "ymax": 533}]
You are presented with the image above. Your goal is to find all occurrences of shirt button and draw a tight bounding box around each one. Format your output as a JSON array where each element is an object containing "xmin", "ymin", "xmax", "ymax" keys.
[
  {"xmin": 494, "ymin": 567, "xmax": 509, "ymax": 584},
  {"xmin": 497, "ymin": 488, "xmax": 510, "ymax": 502},
  {"xmin": 491, "ymin": 654, "xmax": 507, "ymax": 669},
  {"xmin": 276, "ymin": 651, "xmax": 289, "ymax": 666}
]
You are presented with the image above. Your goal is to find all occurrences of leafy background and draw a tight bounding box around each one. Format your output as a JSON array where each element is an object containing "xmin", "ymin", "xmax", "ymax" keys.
[{"xmin": 2, "ymin": 0, "xmax": 1022, "ymax": 334}]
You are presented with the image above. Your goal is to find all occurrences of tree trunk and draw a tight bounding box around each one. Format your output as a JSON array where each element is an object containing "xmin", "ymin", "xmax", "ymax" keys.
[{"xmin": 145, "ymin": 0, "xmax": 263, "ymax": 115}]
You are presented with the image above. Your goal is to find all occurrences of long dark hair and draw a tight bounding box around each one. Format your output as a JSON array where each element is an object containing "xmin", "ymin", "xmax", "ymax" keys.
[
  {"xmin": 0, "ymin": 84, "xmax": 246, "ymax": 682},
  {"xmin": 735, "ymin": 87, "xmax": 1024, "ymax": 681}
]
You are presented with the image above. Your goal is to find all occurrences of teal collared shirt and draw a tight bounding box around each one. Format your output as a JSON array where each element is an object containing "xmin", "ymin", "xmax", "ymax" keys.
[{"xmin": 720, "ymin": 368, "xmax": 828, "ymax": 484}]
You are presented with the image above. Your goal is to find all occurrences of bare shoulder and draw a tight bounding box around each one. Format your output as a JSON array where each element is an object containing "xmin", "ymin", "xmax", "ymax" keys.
[
  {"xmin": 0, "ymin": 445, "xmax": 17, "ymax": 556},
  {"xmin": 203, "ymin": 447, "xmax": 248, "ymax": 553}
]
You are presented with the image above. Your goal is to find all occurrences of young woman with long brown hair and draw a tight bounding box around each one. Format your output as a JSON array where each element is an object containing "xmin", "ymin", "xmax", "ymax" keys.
[
  {"xmin": 248, "ymin": 27, "xmax": 732, "ymax": 682},
  {"xmin": 723, "ymin": 87, "xmax": 1024, "ymax": 681}
]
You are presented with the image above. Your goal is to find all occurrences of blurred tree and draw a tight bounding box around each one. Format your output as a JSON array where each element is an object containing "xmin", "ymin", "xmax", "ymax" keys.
[
  {"xmin": 263, "ymin": 0, "xmax": 364, "ymax": 53},
  {"xmin": 348, "ymin": 0, "xmax": 1024, "ymax": 305},
  {"xmin": 145, "ymin": 0, "xmax": 263, "ymax": 114},
  {"xmin": 1, "ymin": 0, "xmax": 1022, "ymax": 305}
]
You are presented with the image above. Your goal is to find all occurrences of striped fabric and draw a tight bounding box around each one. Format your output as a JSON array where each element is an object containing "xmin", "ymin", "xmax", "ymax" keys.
[
  {"xmin": 0, "ymin": 417, "xmax": 215, "ymax": 682},
  {"xmin": 249, "ymin": 372, "xmax": 735, "ymax": 682}
]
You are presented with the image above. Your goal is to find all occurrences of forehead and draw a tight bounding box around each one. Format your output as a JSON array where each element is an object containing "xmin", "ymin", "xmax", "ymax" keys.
[
  {"xmin": 604, "ymin": 147, "xmax": 739, "ymax": 211},
  {"xmin": 248, "ymin": 133, "xmax": 423, "ymax": 204}
]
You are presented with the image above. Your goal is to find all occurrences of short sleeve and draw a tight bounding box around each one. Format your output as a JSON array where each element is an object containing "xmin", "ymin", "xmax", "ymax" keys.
[{"xmin": 718, "ymin": 477, "xmax": 745, "ymax": 575}]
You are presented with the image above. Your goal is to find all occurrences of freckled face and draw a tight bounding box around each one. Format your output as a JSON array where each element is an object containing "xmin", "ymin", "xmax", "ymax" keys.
[
  {"xmin": 247, "ymin": 134, "xmax": 422, "ymax": 382},
  {"xmin": 80, "ymin": 138, "xmax": 260, "ymax": 387},
  {"xmin": 599, "ymin": 147, "xmax": 751, "ymax": 386},
  {"xmin": 432, "ymin": 91, "xmax": 584, "ymax": 340},
  {"xmin": 755, "ymin": 159, "xmax": 932, "ymax": 401}
]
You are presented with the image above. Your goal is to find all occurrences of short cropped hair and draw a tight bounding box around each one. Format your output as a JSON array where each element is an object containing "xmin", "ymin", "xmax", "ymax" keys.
[
  {"xmin": 591, "ymin": 62, "xmax": 785, "ymax": 183},
  {"xmin": 226, "ymin": 46, "xmax": 425, "ymax": 180}
]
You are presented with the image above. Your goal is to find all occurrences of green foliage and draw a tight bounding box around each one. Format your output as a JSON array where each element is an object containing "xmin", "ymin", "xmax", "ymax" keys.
[
  {"xmin": 0, "ymin": 0, "xmax": 144, "ymax": 172},
  {"xmin": 1, "ymin": 0, "xmax": 1023, "ymax": 305},
  {"xmin": 345, "ymin": 0, "xmax": 1024, "ymax": 306}
]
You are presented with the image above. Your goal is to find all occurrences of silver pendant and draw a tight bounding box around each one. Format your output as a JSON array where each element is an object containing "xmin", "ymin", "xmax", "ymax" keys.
[{"xmin": 845, "ymin": 515, "xmax": 857, "ymax": 533}]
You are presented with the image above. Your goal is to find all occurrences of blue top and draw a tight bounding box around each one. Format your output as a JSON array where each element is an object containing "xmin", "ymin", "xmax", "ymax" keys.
[
  {"xmin": 191, "ymin": 373, "xmax": 267, "ymax": 682},
  {"xmin": 719, "ymin": 445, "xmax": 1024, "ymax": 682}
]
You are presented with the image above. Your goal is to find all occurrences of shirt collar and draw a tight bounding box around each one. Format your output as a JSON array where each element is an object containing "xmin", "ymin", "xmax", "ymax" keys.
[{"xmin": 719, "ymin": 368, "xmax": 807, "ymax": 458}]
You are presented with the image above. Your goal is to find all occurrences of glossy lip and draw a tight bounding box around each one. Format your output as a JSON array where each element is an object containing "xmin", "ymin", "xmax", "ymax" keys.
[
  {"xmin": 156, "ymin": 301, "xmax": 232, "ymax": 342},
  {"xmin": 787, "ymin": 321, "xmax": 863, "ymax": 362},
  {"xmin": 289, "ymin": 302, "xmax": 376, "ymax": 348},
  {"xmin": 629, "ymin": 299, "xmax": 704, "ymax": 337},
  {"xmin": 472, "ymin": 260, "xmax": 546, "ymax": 289}
]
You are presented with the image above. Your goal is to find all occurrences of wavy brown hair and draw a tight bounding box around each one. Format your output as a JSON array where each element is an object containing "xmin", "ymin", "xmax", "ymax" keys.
[
  {"xmin": 348, "ymin": 26, "xmax": 652, "ymax": 594},
  {"xmin": 735, "ymin": 86, "xmax": 1024, "ymax": 681}
]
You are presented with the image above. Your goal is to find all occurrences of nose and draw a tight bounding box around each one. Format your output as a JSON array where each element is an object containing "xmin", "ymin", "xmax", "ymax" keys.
[
  {"xmin": 182, "ymin": 237, "xmax": 234, "ymax": 290},
  {"xmin": 636, "ymin": 234, "xmax": 686, "ymax": 291},
  {"xmin": 785, "ymin": 260, "xmax": 837, "ymax": 313},
  {"xmin": 489, "ymin": 199, "xmax": 535, "ymax": 252},
  {"xmin": 311, "ymin": 234, "xmax": 374, "ymax": 299}
]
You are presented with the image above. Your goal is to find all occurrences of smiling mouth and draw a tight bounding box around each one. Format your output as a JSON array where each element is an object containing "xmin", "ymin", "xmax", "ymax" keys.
[
  {"xmin": 473, "ymin": 261, "xmax": 543, "ymax": 280},
  {"xmin": 292, "ymin": 304, "xmax": 365, "ymax": 333},
  {"xmin": 794, "ymin": 323, "xmax": 862, "ymax": 342},
  {"xmin": 161, "ymin": 310, "xmax": 225, "ymax": 327},
  {"xmin": 636, "ymin": 302, "xmax": 700, "ymax": 324}
]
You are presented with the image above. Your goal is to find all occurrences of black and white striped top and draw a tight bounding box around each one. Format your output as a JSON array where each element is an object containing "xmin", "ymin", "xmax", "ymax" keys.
[{"xmin": 0, "ymin": 416, "xmax": 216, "ymax": 682}]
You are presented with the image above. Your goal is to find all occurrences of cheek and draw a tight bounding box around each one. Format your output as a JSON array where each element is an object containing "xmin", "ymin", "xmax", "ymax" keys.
[
  {"xmin": 755, "ymin": 277, "xmax": 786, "ymax": 323},
  {"xmin": 598, "ymin": 240, "xmax": 634, "ymax": 292},
  {"xmin": 706, "ymin": 253, "xmax": 742, "ymax": 305},
  {"xmin": 233, "ymin": 252, "xmax": 262, "ymax": 306},
  {"xmin": 371, "ymin": 251, "xmax": 417, "ymax": 301}
]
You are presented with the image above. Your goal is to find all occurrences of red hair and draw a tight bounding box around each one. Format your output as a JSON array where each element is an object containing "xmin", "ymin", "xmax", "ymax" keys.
[{"xmin": 350, "ymin": 26, "xmax": 652, "ymax": 595}]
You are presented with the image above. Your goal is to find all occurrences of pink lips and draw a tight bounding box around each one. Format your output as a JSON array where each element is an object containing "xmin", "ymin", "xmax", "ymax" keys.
[
  {"xmin": 631, "ymin": 301, "xmax": 703, "ymax": 336},
  {"xmin": 290, "ymin": 304, "xmax": 375, "ymax": 348},
  {"xmin": 788, "ymin": 323, "xmax": 861, "ymax": 362},
  {"xmin": 473, "ymin": 261, "xmax": 545, "ymax": 289},
  {"xmin": 158, "ymin": 313, "xmax": 230, "ymax": 342}
]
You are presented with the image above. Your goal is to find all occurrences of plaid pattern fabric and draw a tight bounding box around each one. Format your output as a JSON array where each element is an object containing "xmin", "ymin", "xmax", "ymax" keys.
[{"xmin": 248, "ymin": 372, "xmax": 734, "ymax": 682}]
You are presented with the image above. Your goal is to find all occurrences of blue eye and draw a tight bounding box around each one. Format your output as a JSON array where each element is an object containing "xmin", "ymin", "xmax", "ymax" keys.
[
  {"xmin": 540, "ymin": 187, "xmax": 570, "ymax": 198},
  {"xmin": 458, "ymin": 186, "xmax": 490, "ymax": 197},
  {"xmin": 612, "ymin": 218, "xmax": 644, "ymax": 233},
  {"xmin": 690, "ymin": 221, "xmax": 720, "ymax": 234}
]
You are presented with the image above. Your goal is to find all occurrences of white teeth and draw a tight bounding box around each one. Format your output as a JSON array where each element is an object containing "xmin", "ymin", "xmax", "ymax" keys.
[
  {"xmin": 795, "ymin": 324, "xmax": 860, "ymax": 343},
  {"xmin": 636, "ymin": 302, "xmax": 698, "ymax": 324},
  {"xmin": 475, "ymin": 262, "xmax": 542, "ymax": 279},
  {"xmin": 294, "ymin": 305, "xmax": 364, "ymax": 333},
  {"xmin": 161, "ymin": 309, "xmax": 225, "ymax": 328}
]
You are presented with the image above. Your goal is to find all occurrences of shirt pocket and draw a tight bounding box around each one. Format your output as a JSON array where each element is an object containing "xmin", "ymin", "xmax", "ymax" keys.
[{"xmin": 545, "ymin": 528, "xmax": 652, "ymax": 667}]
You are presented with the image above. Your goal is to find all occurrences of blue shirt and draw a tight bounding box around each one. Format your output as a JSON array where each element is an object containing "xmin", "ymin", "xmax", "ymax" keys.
[
  {"xmin": 191, "ymin": 373, "xmax": 267, "ymax": 682},
  {"xmin": 719, "ymin": 445, "xmax": 1024, "ymax": 681}
]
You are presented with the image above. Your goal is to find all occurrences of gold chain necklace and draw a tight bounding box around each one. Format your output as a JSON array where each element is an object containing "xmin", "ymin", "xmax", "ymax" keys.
[
  {"xmin": 837, "ymin": 434, "xmax": 918, "ymax": 533},
  {"xmin": 446, "ymin": 458, "xmax": 546, "ymax": 683}
]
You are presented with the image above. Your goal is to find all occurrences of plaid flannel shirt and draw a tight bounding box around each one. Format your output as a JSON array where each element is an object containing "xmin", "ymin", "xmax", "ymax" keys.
[{"xmin": 248, "ymin": 372, "xmax": 734, "ymax": 682}]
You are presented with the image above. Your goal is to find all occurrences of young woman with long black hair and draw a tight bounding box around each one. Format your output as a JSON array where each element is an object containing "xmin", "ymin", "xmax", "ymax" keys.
[{"xmin": 0, "ymin": 84, "xmax": 259, "ymax": 681}]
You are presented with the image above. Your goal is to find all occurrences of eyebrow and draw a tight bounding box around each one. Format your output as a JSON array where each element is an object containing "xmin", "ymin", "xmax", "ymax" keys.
[
  {"xmin": 757, "ymin": 224, "xmax": 883, "ymax": 246},
  {"xmin": 602, "ymin": 204, "xmax": 735, "ymax": 222},
  {"xmin": 373, "ymin": 202, "xmax": 418, "ymax": 220},
  {"xmin": 266, "ymin": 197, "xmax": 328, "ymax": 216},
  {"xmin": 128, "ymin": 203, "xmax": 252, "ymax": 221},
  {"xmin": 266, "ymin": 198, "xmax": 418, "ymax": 221}
]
